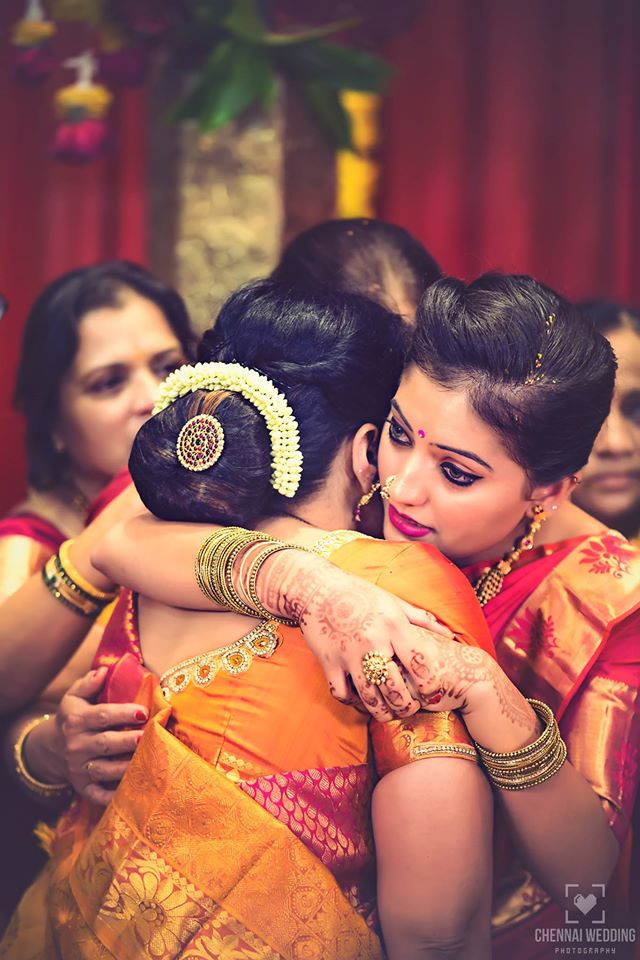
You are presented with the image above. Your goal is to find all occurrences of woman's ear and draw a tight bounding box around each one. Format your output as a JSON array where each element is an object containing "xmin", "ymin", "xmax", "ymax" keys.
[
  {"xmin": 527, "ymin": 476, "xmax": 575, "ymax": 514},
  {"xmin": 351, "ymin": 423, "xmax": 379, "ymax": 493}
]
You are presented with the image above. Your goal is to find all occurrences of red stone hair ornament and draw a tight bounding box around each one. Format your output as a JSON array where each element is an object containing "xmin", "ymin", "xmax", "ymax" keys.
[{"xmin": 176, "ymin": 414, "xmax": 225, "ymax": 472}]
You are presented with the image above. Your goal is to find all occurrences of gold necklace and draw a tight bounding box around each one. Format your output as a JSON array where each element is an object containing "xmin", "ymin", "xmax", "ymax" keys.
[{"xmin": 473, "ymin": 504, "xmax": 547, "ymax": 607}]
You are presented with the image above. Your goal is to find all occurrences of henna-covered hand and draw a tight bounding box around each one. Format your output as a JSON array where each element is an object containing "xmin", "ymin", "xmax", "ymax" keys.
[
  {"xmin": 394, "ymin": 625, "xmax": 540, "ymax": 749},
  {"xmin": 257, "ymin": 550, "xmax": 456, "ymax": 722}
]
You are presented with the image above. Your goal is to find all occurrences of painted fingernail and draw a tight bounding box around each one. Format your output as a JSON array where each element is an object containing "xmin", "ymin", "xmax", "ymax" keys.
[
  {"xmin": 426, "ymin": 693, "xmax": 442, "ymax": 705},
  {"xmin": 135, "ymin": 710, "xmax": 148, "ymax": 723}
]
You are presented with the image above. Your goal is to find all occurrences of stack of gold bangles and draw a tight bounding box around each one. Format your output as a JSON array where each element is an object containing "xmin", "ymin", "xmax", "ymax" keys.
[
  {"xmin": 475, "ymin": 698, "xmax": 567, "ymax": 790},
  {"xmin": 196, "ymin": 527, "xmax": 312, "ymax": 625},
  {"xmin": 42, "ymin": 539, "xmax": 119, "ymax": 618}
]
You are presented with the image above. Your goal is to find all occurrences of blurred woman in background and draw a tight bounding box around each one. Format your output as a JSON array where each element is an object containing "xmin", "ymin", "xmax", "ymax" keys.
[
  {"xmin": 272, "ymin": 217, "xmax": 441, "ymax": 323},
  {"xmin": 573, "ymin": 300, "xmax": 640, "ymax": 544},
  {"xmin": 0, "ymin": 261, "xmax": 193, "ymax": 926}
]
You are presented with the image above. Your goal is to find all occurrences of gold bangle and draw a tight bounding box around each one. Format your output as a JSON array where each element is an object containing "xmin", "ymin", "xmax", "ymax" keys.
[
  {"xmin": 195, "ymin": 528, "xmax": 272, "ymax": 613},
  {"xmin": 195, "ymin": 528, "xmax": 311, "ymax": 625},
  {"xmin": 42, "ymin": 557, "xmax": 101, "ymax": 618},
  {"xmin": 58, "ymin": 540, "xmax": 119, "ymax": 602},
  {"xmin": 14, "ymin": 714, "xmax": 70, "ymax": 799},
  {"xmin": 245, "ymin": 543, "xmax": 299, "ymax": 625},
  {"xmin": 475, "ymin": 699, "xmax": 567, "ymax": 791}
]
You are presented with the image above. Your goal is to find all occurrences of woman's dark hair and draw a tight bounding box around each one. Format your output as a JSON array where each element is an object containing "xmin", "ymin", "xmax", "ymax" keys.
[
  {"xmin": 271, "ymin": 218, "xmax": 441, "ymax": 319},
  {"xmin": 411, "ymin": 274, "xmax": 617, "ymax": 485},
  {"xmin": 129, "ymin": 280, "xmax": 407, "ymax": 524},
  {"xmin": 13, "ymin": 261, "xmax": 195, "ymax": 491},
  {"xmin": 578, "ymin": 299, "xmax": 640, "ymax": 337}
]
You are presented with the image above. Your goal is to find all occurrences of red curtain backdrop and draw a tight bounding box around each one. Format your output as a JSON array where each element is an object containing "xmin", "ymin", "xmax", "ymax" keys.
[
  {"xmin": 0, "ymin": 0, "xmax": 147, "ymax": 513},
  {"xmin": 380, "ymin": 0, "xmax": 640, "ymax": 304}
]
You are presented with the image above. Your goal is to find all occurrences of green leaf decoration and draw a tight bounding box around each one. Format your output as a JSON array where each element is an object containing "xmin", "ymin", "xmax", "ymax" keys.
[
  {"xmin": 222, "ymin": 0, "xmax": 266, "ymax": 42},
  {"xmin": 279, "ymin": 41, "xmax": 391, "ymax": 93},
  {"xmin": 301, "ymin": 82, "xmax": 354, "ymax": 151},
  {"xmin": 169, "ymin": 39, "xmax": 275, "ymax": 131},
  {"xmin": 263, "ymin": 17, "xmax": 361, "ymax": 46}
]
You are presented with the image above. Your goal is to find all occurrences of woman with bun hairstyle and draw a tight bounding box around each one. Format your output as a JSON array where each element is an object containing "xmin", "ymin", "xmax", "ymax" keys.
[
  {"xmin": 272, "ymin": 216, "xmax": 442, "ymax": 323},
  {"xmin": 3, "ymin": 282, "xmax": 497, "ymax": 960},
  {"xmin": 96, "ymin": 273, "xmax": 639, "ymax": 956}
]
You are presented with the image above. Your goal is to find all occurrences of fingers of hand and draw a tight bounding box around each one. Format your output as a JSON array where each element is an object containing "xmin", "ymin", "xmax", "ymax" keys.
[
  {"xmin": 83, "ymin": 783, "xmax": 116, "ymax": 807},
  {"xmin": 77, "ymin": 729, "xmax": 143, "ymax": 759},
  {"xmin": 398, "ymin": 600, "xmax": 455, "ymax": 639},
  {"xmin": 84, "ymin": 703, "xmax": 148, "ymax": 732},
  {"xmin": 326, "ymin": 671, "xmax": 353, "ymax": 704},
  {"xmin": 85, "ymin": 758, "xmax": 131, "ymax": 783},
  {"xmin": 378, "ymin": 661, "xmax": 420, "ymax": 716},
  {"xmin": 66, "ymin": 666, "xmax": 108, "ymax": 700},
  {"xmin": 60, "ymin": 702, "xmax": 147, "ymax": 744},
  {"xmin": 351, "ymin": 674, "xmax": 394, "ymax": 722}
]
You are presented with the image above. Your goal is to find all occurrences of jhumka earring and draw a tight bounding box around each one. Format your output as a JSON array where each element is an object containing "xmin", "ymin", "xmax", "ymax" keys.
[
  {"xmin": 354, "ymin": 482, "xmax": 381, "ymax": 522},
  {"xmin": 474, "ymin": 504, "xmax": 548, "ymax": 607},
  {"xmin": 354, "ymin": 475, "xmax": 398, "ymax": 522}
]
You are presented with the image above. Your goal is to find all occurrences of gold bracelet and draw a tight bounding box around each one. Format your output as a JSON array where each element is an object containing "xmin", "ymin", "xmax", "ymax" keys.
[
  {"xmin": 475, "ymin": 699, "xmax": 567, "ymax": 791},
  {"xmin": 196, "ymin": 528, "xmax": 269, "ymax": 613},
  {"xmin": 245, "ymin": 542, "xmax": 300, "ymax": 625},
  {"xmin": 195, "ymin": 528, "xmax": 311, "ymax": 625},
  {"xmin": 58, "ymin": 540, "xmax": 119, "ymax": 602},
  {"xmin": 14, "ymin": 714, "xmax": 70, "ymax": 799},
  {"xmin": 42, "ymin": 556, "xmax": 102, "ymax": 618}
]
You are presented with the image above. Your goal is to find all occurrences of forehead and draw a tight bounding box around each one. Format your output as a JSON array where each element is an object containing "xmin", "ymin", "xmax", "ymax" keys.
[
  {"xmin": 608, "ymin": 325, "xmax": 640, "ymax": 389},
  {"xmin": 72, "ymin": 292, "xmax": 179, "ymax": 371},
  {"xmin": 396, "ymin": 365, "xmax": 511, "ymax": 463}
]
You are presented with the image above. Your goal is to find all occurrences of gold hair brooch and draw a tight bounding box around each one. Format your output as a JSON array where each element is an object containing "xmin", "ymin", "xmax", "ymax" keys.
[
  {"xmin": 176, "ymin": 414, "xmax": 225, "ymax": 472},
  {"xmin": 525, "ymin": 313, "xmax": 556, "ymax": 384}
]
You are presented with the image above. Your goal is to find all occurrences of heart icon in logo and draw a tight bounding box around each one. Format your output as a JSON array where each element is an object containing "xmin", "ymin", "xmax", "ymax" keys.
[{"xmin": 574, "ymin": 893, "xmax": 598, "ymax": 915}]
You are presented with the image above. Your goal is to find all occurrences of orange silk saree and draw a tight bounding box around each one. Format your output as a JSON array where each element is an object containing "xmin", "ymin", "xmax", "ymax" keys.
[{"xmin": 1, "ymin": 535, "xmax": 494, "ymax": 960}]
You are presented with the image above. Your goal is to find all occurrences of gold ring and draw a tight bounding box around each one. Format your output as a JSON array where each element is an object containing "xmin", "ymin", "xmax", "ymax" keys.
[
  {"xmin": 362, "ymin": 650, "xmax": 393, "ymax": 686},
  {"xmin": 86, "ymin": 760, "xmax": 96, "ymax": 779}
]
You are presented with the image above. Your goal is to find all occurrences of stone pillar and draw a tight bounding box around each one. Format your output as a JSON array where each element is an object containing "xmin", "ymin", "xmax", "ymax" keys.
[
  {"xmin": 148, "ymin": 79, "xmax": 337, "ymax": 331},
  {"xmin": 149, "ymin": 72, "xmax": 284, "ymax": 332}
]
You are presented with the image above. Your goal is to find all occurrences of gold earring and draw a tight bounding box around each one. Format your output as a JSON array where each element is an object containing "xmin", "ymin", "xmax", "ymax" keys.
[
  {"xmin": 380, "ymin": 475, "xmax": 396, "ymax": 501},
  {"xmin": 354, "ymin": 481, "xmax": 381, "ymax": 522},
  {"xmin": 473, "ymin": 504, "xmax": 548, "ymax": 607}
]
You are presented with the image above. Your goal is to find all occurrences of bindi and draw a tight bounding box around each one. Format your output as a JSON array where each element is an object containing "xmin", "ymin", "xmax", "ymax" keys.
[{"xmin": 417, "ymin": 429, "xmax": 426, "ymax": 439}]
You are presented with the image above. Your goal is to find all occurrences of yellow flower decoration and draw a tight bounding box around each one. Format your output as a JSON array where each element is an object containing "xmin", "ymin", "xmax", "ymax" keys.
[
  {"xmin": 12, "ymin": 19, "xmax": 55, "ymax": 46},
  {"xmin": 154, "ymin": 362, "xmax": 304, "ymax": 498},
  {"xmin": 55, "ymin": 82, "xmax": 112, "ymax": 118}
]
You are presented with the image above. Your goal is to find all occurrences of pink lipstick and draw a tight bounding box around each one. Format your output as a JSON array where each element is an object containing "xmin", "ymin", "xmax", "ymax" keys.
[{"xmin": 388, "ymin": 504, "xmax": 434, "ymax": 539}]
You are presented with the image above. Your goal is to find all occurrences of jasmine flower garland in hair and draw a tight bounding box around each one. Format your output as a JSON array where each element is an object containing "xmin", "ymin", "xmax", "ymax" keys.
[{"xmin": 153, "ymin": 362, "xmax": 303, "ymax": 498}]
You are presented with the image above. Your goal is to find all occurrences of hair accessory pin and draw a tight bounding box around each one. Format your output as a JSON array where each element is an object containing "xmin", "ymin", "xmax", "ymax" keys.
[
  {"xmin": 525, "ymin": 313, "xmax": 556, "ymax": 384},
  {"xmin": 176, "ymin": 414, "xmax": 225, "ymax": 472}
]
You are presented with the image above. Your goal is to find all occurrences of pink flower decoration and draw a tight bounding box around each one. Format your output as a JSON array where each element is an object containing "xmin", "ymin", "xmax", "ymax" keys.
[
  {"xmin": 15, "ymin": 44, "xmax": 54, "ymax": 84},
  {"xmin": 52, "ymin": 117, "xmax": 110, "ymax": 162}
]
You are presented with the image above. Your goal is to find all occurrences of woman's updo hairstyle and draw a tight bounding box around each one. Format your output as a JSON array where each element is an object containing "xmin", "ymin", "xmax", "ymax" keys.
[
  {"xmin": 271, "ymin": 218, "xmax": 441, "ymax": 320},
  {"xmin": 411, "ymin": 273, "xmax": 617, "ymax": 485},
  {"xmin": 130, "ymin": 279, "xmax": 407, "ymax": 524}
]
